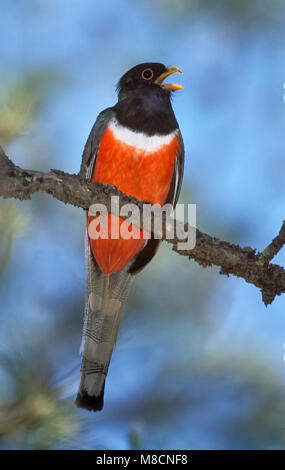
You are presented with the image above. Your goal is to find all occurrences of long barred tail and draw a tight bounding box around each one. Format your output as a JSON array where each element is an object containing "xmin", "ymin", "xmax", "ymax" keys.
[{"xmin": 76, "ymin": 244, "xmax": 132, "ymax": 411}]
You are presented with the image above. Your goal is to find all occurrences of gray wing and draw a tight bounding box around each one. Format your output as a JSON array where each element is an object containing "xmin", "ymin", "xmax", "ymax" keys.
[
  {"xmin": 80, "ymin": 107, "xmax": 115, "ymax": 179},
  {"xmin": 165, "ymin": 130, "xmax": 185, "ymax": 208}
]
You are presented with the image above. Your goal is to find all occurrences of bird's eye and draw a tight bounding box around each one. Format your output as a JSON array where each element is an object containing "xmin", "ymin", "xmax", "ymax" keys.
[{"xmin": 141, "ymin": 68, "xmax": 154, "ymax": 80}]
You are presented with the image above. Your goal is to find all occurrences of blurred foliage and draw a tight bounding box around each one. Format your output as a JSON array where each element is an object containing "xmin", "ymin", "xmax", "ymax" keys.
[
  {"xmin": 128, "ymin": 423, "xmax": 143, "ymax": 450},
  {"xmin": 0, "ymin": 345, "xmax": 80, "ymax": 450},
  {"xmin": 190, "ymin": 355, "xmax": 285, "ymax": 449},
  {"xmin": 150, "ymin": 0, "xmax": 285, "ymax": 28},
  {"xmin": 0, "ymin": 69, "xmax": 58, "ymax": 146},
  {"xmin": 0, "ymin": 67, "xmax": 81, "ymax": 450},
  {"xmin": 0, "ymin": 201, "xmax": 28, "ymax": 281}
]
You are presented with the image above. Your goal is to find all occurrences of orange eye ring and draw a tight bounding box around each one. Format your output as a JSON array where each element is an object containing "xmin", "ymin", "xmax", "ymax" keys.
[{"xmin": 141, "ymin": 68, "xmax": 154, "ymax": 80}]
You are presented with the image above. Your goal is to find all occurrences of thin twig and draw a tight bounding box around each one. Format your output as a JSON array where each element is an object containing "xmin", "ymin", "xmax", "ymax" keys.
[{"xmin": 257, "ymin": 221, "xmax": 285, "ymax": 265}]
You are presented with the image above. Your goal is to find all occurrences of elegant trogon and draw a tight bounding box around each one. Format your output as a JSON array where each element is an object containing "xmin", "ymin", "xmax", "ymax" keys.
[{"xmin": 76, "ymin": 63, "xmax": 184, "ymax": 411}]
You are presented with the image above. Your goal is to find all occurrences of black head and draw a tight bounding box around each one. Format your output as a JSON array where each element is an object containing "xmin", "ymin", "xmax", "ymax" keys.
[
  {"xmin": 114, "ymin": 62, "xmax": 183, "ymax": 135},
  {"xmin": 117, "ymin": 62, "xmax": 183, "ymax": 100}
]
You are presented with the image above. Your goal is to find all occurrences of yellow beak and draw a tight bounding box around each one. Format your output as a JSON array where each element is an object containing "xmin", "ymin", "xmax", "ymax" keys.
[{"xmin": 155, "ymin": 66, "xmax": 183, "ymax": 90}]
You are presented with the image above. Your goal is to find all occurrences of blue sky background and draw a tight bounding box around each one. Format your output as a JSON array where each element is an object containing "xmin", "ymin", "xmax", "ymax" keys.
[{"xmin": 0, "ymin": 0, "xmax": 285, "ymax": 450}]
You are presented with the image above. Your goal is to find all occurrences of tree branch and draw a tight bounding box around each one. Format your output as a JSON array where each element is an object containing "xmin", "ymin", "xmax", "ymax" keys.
[
  {"xmin": 257, "ymin": 221, "xmax": 285, "ymax": 265},
  {"xmin": 0, "ymin": 146, "xmax": 284, "ymax": 306}
]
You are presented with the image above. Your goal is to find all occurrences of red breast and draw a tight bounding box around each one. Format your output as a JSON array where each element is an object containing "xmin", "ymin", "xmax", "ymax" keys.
[{"xmin": 88, "ymin": 125, "xmax": 180, "ymax": 274}]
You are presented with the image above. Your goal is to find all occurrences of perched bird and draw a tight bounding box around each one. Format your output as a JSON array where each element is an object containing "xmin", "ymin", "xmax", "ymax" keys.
[{"xmin": 76, "ymin": 63, "xmax": 184, "ymax": 411}]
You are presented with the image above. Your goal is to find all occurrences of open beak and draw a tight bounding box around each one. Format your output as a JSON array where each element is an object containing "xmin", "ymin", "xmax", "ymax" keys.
[{"xmin": 155, "ymin": 66, "xmax": 183, "ymax": 91}]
